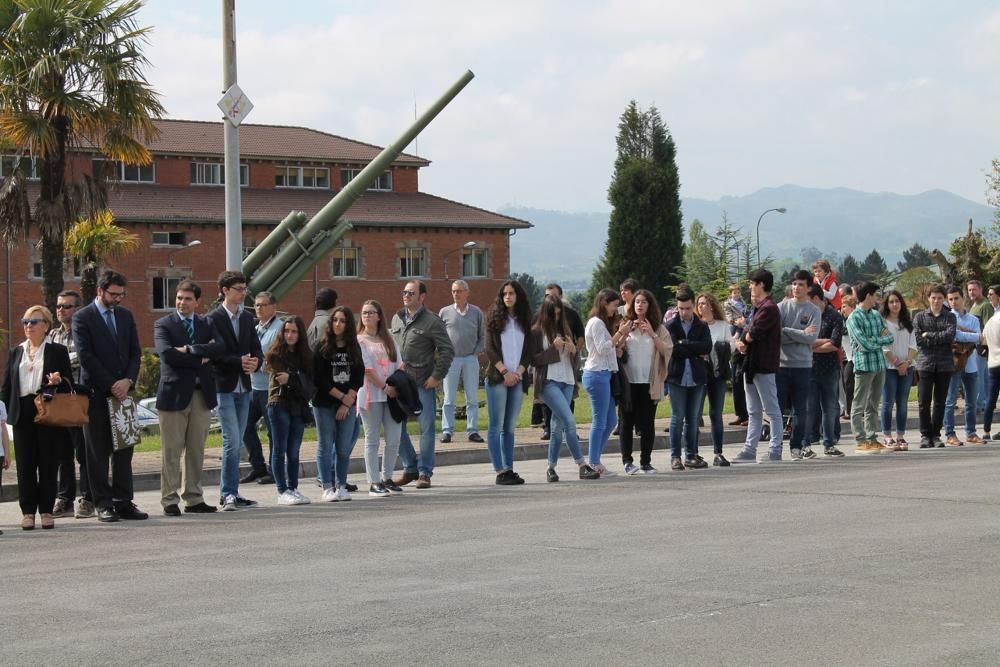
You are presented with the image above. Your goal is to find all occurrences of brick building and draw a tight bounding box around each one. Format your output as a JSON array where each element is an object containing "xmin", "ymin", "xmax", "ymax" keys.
[{"xmin": 0, "ymin": 119, "xmax": 531, "ymax": 355}]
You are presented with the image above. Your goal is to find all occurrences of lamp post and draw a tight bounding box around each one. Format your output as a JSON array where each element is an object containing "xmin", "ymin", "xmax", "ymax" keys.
[
  {"xmin": 444, "ymin": 240, "xmax": 476, "ymax": 279},
  {"xmin": 168, "ymin": 239, "xmax": 202, "ymax": 267},
  {"xmin": 755, "ymin": 207, "xmax": 787, "ymax": 267}
]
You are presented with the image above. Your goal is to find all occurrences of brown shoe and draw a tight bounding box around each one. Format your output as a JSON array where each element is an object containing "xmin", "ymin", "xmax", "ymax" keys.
[
  {"xmin": 966, "ymin": 434, "xmax": 985, "ymax": 445},
  {"xmin": 393, "ymin": 471, "xmax": 420, "ymax": 487},
  {"xmin": 945, "ymin": 435, "xmax": 964, "ymax": 447},
  {"xmin": 415, "ymin": 474, "xmax": 432, "ymax": 489},
  {"xmin": 728, "ymin": 418, "xmax": 749, "ymax": 426}
]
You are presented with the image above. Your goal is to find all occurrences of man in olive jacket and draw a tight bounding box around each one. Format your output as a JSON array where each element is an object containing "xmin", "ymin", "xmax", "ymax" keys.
[{"xmin": 390, "ymin": 280, "xmax": 454, "ymax": 489}]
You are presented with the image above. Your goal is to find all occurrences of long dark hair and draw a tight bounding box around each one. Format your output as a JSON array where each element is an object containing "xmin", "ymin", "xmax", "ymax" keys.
[
  {"xmin": 320, "ymin": 305, "xmax": 363, "ymax": 368},
  {"xmin": 880, "ymin": 289, "xmax": 913, "ymax": 332},
  {"xmin": 628, "ymin": 289, "xmax": 663, "ymax": 326},
  {"xmin": 357, "ymin": 299, "xmax": 397, "ymax": 362},
  {"xmin": 488, "ymin": 280, "xmax": 533, "ymax": 334},
  {"xmin": 266, "ymin": 315, "xmax": 312, "ymax": 371},
  {"xmin": 534, "ymin": 294, "xmax": 570, "ymax": 341},
  {"xmin": 589, "ymin": 288, "xmax": 621, "ymax": 332}
]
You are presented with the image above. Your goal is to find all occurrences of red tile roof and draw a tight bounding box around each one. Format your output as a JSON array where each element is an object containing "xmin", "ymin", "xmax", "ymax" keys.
[
  {"xmin": 141, "ymin": 119, "xmax": 429, "ymax": 167},
  {"xmin": 102, "ymin": 185, "xmax": 531, "ymax": 230}
]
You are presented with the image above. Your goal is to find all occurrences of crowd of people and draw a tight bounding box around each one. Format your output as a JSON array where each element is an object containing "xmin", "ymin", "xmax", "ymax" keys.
[{"xmin": 2, "ymin": 261, "xmax": 997, "ymax": 534}]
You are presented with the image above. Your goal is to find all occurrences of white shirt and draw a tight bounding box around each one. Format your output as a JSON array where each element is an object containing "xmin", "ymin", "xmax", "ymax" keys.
[
  {"xmin": 984, "ymin": 312, "xmax": 1000, "ymax": 368},
  {"xmin": 542, "ymin": 335, "xmax": 576, "ymax": 385},
  {"xmin": 882, "ymin": 319, "xmax": 917, "ymax": 366},
  {"xmin": 624, "ymin": 330, "xmax": 653, "ymax": 383},
  {"xmin": 583, "ymin": 317, "xmax": 619, "ymax": 372},
  {"xmin": 358, "ymin": 335, "xmax": 402, "ymax": 407},
  {"xmin": 500, "ymin": 316, "xmax": 526, "ymax": 375},
  {"xmin": 18, "ymin": 340, "xmax": 46, "ymax": 397}
]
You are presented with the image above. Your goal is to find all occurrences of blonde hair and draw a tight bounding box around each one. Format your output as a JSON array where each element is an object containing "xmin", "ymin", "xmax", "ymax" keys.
[{"xmin": 23, "ymin": 304, "xmax": 54, "ymax": 329}]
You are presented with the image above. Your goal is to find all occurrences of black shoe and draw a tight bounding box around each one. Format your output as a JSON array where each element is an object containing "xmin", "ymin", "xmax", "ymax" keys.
[
  {"xmin": 97, "ymin": 507, "xmax": 119, "ymax": 523},
  {"xmin": 163, "ymin": 504, "xmax": 181, "ymax": 517},
  {"xmin": 933, "ymin": 438, "xmax": 945, "ymax": 448},
  {"xmin": 541, "ymin": 430, "xmax": 550, "ymax": 441},
  {"xmin": 468, "ymin": 433, "xmax": 484, "ymax": 443},
  {"xmin": 713, "ymin": 454, "xmax": 730, "ymax": 467},
  {"xmin": 546, "ymin": 467, "xmax": 559, "ymax": 483},
  {"xmin": 919, "ymin": 439, "xmax": 934, "ymax": 448},
  {"xmin": 510, "ymin": 471, "xmax": 525, "ymax": 485},
  {"xmin": 240, "ymin": 468, "xmax": 267, "ymax": 484},
  {"xmin": 684, "ymin": 456, "xmax": 708, "ymax": 469},
  {"xmin": 184, "ymin": 502, "xmax": 218, "ymax": 514},
  {"xmin": 345, "ymin": 483, "xmax": 359, "ymax": 493},
  {"xmin": 233, "ymin": 496, "xmax": 258, "ymax": 508},
  {"xmin": 255, "ymin": 474, "xmax": 275, "ymax": 485},
  {"xmin": 441, "ymin": 432, "xmax": 453, "ymax": 443},
  {"xmin": 116, "ymin": 502, "xmax": 148, "ymax": 520},
  {"xmin": 496, "ymin": 471, "xmax": 519, "ymax": 486},
  {"xmin": 671, "ymin": 457, "xmax": 685, "ymax": 471},
  {"xmin": 579, "ymin": 465, "xmax": 600, "ymax": 480}
]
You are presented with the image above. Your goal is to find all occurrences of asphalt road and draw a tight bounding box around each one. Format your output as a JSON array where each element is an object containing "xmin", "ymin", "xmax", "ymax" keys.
[{"xmin": 3, "ymin": 445, "xmax": 1000, "ymax": 666}]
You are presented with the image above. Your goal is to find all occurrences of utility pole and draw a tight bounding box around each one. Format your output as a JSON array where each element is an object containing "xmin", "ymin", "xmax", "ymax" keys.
[{"xmin": 222, "ymin": 0, "xmax": 242, "ymax": 270}]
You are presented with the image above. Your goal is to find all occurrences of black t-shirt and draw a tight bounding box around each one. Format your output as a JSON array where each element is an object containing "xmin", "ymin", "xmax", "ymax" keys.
[{"xmin": 313, "ymin": 342, "xmax": 364, "ymax": 408}]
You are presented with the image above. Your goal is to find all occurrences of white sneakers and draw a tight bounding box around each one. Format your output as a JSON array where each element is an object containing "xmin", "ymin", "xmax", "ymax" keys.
[
  {"xmin": 335, "ymin": 487, "xmax": 351, "ymax": 502},
  {"xmin": 321, "ymin": 488, "xmax": 338, "ymax": 502},
  {"xmin": 277, "ymin": 489, "xmax": 311, "ymax": 505}
]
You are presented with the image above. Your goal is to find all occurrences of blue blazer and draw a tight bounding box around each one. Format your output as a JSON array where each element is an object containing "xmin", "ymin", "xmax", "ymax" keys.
[
  {"xmin": 154, "ymin": 312, "xmax": 225, "ymax": 411},
  {"xmin": 207, "ymin": 305, "xmax": 263, "ymax": 393},
  {"xmin": 72, "ymin": 302, "xmax": 141, "ymax": 398}
]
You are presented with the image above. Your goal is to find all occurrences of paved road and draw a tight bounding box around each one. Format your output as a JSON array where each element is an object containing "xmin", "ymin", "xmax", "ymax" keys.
[{"xmin": 3, "ymin": 444, "xmax": 1000, "ymax": 665}]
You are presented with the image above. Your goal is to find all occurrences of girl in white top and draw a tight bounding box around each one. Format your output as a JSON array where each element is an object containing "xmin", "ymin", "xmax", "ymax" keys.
[
  {"xmin": 582, "ymin": 288, "xmax": 628, "ymax": 475},
  {"xmin": 879, "ymin": 290, "xmax": 917, "ymax": 450},
  {"xmin": 357, "ymin": 300, "xmax": 405, "ymax": 498},
  {"xmin": 696, "ymin": 292, "xmax": 734, "ymax": 466}
]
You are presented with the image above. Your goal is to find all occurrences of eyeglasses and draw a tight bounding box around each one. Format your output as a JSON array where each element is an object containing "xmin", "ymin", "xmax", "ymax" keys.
[
  {"xmin": 228, "ymin": 285, "xmax": 248, "ymax": 293},
  {"xmin": 105, "ymin": 290, "xmax": 126, "ymax": 299},
  {"xmin": 402, "ymin": 290, "xmax": 416, "ymax": 297},
  {"xmin": 22, "ymin": 318, "xmax": 44, "ymax": 326},
  {"xmin": 55, "ymin": 304, "xmax": 77, "ymax": 310},
  {"xmin": 253, "ymin": 303, "xmax": 272, "ymax": 308},
  {"xmin": 361, "ymin": 311, "xmax": 379, "ymax": 316}
]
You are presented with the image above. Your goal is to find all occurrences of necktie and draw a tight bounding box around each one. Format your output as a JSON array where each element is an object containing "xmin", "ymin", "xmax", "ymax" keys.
[
  {"xmin": 183, "ymin": 317, "xmax": 194, "ymax": 344},
  {"xmin": 104, "ymin": 308, "xmax": 117, "ymax": 338}
]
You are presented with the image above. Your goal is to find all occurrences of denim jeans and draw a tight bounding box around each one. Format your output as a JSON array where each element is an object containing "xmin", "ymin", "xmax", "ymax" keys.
[
  {"xmin": 313, "ymin": 404, "xmax": 358, "ymax": 488},
  {"xmin": 743, "ymin": 373, "xmax": 783, "ymax": 455},
  {"xmin": 242, "ymin": 388, "xmax": 272, "ymax": 473},
  {"xmin": 944, "ymin": 370, "xmax": 978, "ymax": 437},
  {"xmin": 398, "ymin": 385, "xmax": 437, "ymax": 476},
  {"xmin": 807, "ymin": 367, "xmax": 840, "ymax": 447},
  {"xmin": 699, "ymin": 375, "xmax": 727, "ymax": 454},
  {"xmin": 442, "ymin": 355, "xmax": 481, "ymax": 435},
  {"xmin": 268, "ymin": 404, "xmax": 305, "ymax": 493},
  {"xmin": 582, "ymin": 369, "xmax": 616, "ymax": 466},
  {"xmin": 881, "ymin": 367, "xmax": 914, "ymax": 436},
  {"xmin": 542, "ymin": 380, "xmax": 584, "ymax": 466},
  {"xmin": 485, "ymin": 379, "xmax": 523, "ymax": 472},
  {"xmin": 776, "ymin": 367, "xmax": 811, "ymax": 450},
  {"xmin": 669, "ymin": 383, "xmax": 704, "ymax": 458},
  {"xmin": 217, "ymin": 391, "xmax": 251, "ymax": 498},
  {"xmin": 984, "ymin": 366, "xmax": 1000, "ymax": 433}
]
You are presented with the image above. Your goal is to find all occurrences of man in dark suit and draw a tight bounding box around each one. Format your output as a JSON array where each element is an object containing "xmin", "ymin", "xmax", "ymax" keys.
[
  {"xmin": 207, "ymin": 270, "xmax": 263, "ymax": 511},
  {"xmin": 154, "ymin": 280, "xmax": 225, "ymax": 516},
  {"xmin": 72, "ymin": 270, "xmax": 146, "ymax": 523}
]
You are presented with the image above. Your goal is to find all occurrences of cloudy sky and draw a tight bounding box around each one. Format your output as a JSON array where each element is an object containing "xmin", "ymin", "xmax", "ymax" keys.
[{"xmin": 139, "ymin": 1, "xmax": 1000, "ymax": 213}]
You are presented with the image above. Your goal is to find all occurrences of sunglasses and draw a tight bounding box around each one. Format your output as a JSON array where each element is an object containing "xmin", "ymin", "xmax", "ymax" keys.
[
  {"xmin": 55, "ymin": 304, "xmax": 77, "ymax": 310},
  {"xmin": 402, "ymin": 290, "xmax": 416, "ymax": 297},
  {"xmin": 22, "ymin": 318, "xmax": 44, "ymax": 326}
]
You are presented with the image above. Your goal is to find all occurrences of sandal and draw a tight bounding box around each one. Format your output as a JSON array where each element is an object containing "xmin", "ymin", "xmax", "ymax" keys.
[
  {"xmin": 40, "ymin": 513, "xmax": 55, "ymax": 529},
  {"xmin": 21, "ymin": 514, "xmax": 35, "ymax": 531},
  {"xmin": 896, "ymin": 437, "xmax": 908, "ymax": 451}
]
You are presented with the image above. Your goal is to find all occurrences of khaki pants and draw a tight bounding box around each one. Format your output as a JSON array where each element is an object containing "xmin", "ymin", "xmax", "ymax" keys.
[
  {"xmin": 159, "ymin": 390, "xmax": 212, "ymax": 508},
  {"xmin": 851, "ymin": 369, "xmax": 885, "ymax": 443}
]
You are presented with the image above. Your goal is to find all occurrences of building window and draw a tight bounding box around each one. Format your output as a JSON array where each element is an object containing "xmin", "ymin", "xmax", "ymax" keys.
[
  {"xmin": 152, "ymin": 276, "xmax": 183, "ymax": 310},
  {"xmin": 29, "ymin": 241, "xmax": 81, "ymax": 280},
  {"xmin": 191, "ymin": 162, "xmax": 249, "ymax": 186},
  {"xmin": 275, "ymin": 165, "xmax": 329, "ymax": 189},
  {"xmin": 93, "ymin": 158, "xmax": 155, "ymax": 183},
  {"xmin": 152, "ymin": 231, "xmax": 186, "ymax": 246},
  {"xmin": 398, "ymin": 246, "xmax": 426, "ymax": 278},
  {"xmin": 340, "ymin": 168, "xmax": 392, "ymax": 191},
  {"xmin": 462, "ymin": 249, "xmax": 488, "ymax": 278},
  {"xmin": 331, "ymin": 246, "xmax": 360, "ymax": 278},
  {"xmin": 1, "ymin": 154, "xmax": 39, "ymax": 180}
]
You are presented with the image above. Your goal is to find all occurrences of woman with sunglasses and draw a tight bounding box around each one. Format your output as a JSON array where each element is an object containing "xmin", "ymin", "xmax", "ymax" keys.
[{"xmin": 1, "ymin": 306, "xmax": 74, "ymax": 530}]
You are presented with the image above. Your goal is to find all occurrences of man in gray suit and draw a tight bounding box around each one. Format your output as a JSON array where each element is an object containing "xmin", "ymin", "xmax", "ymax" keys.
[{"xmin": 154, "ymin": 280, "xmax": 224, "ymax": 516}]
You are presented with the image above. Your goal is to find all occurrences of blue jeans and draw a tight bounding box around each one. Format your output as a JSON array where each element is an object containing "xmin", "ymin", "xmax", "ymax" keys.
[
  {"xmin": 268, "ymin": 404, "xmax": 305, "ymax": 493},
  {"xmin": 808, "ymin": 367, "xmax": 841, "ymax": 447},
  {"xmin": 398, "ymin": 384, "xmax": 437, "ymax": 477},
  {"xmin": 944, "ymin": 371, "xmax": 978, "ymax": 437},
  {"xmin": 542, "ymin": 380, "xmax": 584, "ymax": 466},
  {"xmin": 582, "ymin": 370, "xmax": 616, "ymax": 466},
  {"xmin": 217, "ymin": 391, "xmax": 251, "ymax": 498},
  {"xmin": 699, "ymin": 375, "xmax": 727, "ymax": 454},
  {"xmin": 485, "ymin": 379, "xmax": 523, "ymax": 472},
  {"xmin": 669, "ymin": 383, "xmax": 704, "ymax": 458},
  {"xmin": 442, "ymin": 355, "xmax": 480, "ymax": 435},
  {"xmin": 776, "ymin": 367, "xmax": 811, "ymax": 450},
  {"xmin": 744, "ymin": 373, "xmax": 783, "ymax": 454},
  {"xmin": 881, "ymin": 367, "xmax": 914, "ymax": 436},
  {"xmin": 313, "ymin": 404, "xmax": 358, "ymax": 488}
]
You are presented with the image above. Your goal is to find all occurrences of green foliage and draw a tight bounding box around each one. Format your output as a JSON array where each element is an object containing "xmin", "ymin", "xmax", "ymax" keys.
[
  {"xmin": 778, "ymin": 265, "xmax": 801, "ymax": 289},
  {"xmin": 894, "ymin": 266, "xmax": 937, "ymax": 302},
  {"xmin": 897, "ymin": 243, "xmax": 932, "ymax": 272},
  {"xmin": 859, "ymin": 249, "xmax": 887, "ymax": 280},
  {"xmin": 590, "ymin": 101, "xmax": 683, "ymax": 308},
  {"xmin": 839, "ymin": 254, "xmax": 861, "ymax": 284},
  {"xmin": 678, "ymin": 212, "xmax": 757, "ymax": 302},
  {"xmin": 135, "ymin": 348, "xmax": 160, "ymax": 399},
  {"xmin": 567, "ymin": 290, "xmax": 589, "ymax": 315},
  {"xmin": 510, "ymin": 272, "xmax": 543, "ymax": 313}
]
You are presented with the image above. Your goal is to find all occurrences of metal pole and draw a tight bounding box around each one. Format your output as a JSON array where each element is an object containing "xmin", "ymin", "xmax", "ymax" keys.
[{"xmin": 222, "ymin": 0, "xmax": 242, "ymax": 271}]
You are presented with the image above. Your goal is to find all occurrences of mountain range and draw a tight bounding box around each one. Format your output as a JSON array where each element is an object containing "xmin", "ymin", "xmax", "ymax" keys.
[{"xmin": 503, "ymin": 185, "xmax": 996, "ymax": 288}]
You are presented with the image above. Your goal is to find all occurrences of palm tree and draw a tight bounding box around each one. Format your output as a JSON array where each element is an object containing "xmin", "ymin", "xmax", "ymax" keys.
[
  {"xmin": 0, "ymin": 0, "xmax": 163, "ymax": 311},
  {"xmin": 65, "ymin": 208, "xmax": 138, "ymax": 302}
]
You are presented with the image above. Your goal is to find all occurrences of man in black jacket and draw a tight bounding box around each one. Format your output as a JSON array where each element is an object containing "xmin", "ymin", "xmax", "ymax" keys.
[{"xmin": 665, "ymin": 288, "xmax": 713, "ymax": 470}]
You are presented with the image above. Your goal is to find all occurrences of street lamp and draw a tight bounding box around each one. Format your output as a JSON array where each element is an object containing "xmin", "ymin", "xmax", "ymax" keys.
[
  {"xmin": 168, "ymin": 239, "xmax": 202, "ymax": 267},
  {"xmin": 755, "ymin": 208, "xmax": 787, "ymax": 267},
  {"xmin": 444, "ymin": 240, "xmax": 476, "ymax": 279}
]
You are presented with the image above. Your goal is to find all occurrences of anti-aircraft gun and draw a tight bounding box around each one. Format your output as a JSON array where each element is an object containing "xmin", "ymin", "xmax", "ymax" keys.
[{"xmin": 242, "ymin": 70, "xmax": 475, "ymax": 300}]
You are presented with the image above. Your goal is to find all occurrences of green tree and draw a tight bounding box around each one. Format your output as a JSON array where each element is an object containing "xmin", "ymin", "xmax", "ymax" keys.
[
  {"xmin": 858, "ymin": 249, "xmax": 887, "ymax": 280},
  {"xmin": 0, "ymin": 0, "xmax": 163, "ymax": 312},
  {"xmin": 778, "ymin": 265, "xmax": 801, "ymax": 290},
  {"xmin": 567, "ymin": 290, "xmax": 589, "ymax": 315},
  {"xmin": 839, "ymin": 254, "xmax": 861, "ymax": 285},
  {"xmin": 897, "ymin": 242, "xmax": 932, "ymax": 272},
  {"xmin": 589, "ymin": 101, "xmax": 682, "ymax": 308},
  {"xmin": 65, "ymin": 209, "xmax": 138, "ymax": 302},
  {"xmin": 679, "ymin": 219, "xmax": 716, "ymax": 293},
  {"xmin": 510, "ymin": 272, "xmax": 543, "ymax": 313}
]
